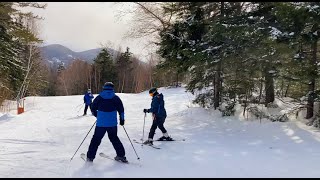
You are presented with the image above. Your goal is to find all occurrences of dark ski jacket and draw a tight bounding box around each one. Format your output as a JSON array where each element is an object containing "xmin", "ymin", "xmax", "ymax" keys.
[
  {"xmin": 84, "ymin": 92, "xmax": 94, "ymax": 105},
  {"xmin": 91, "ymin": 89, "xmax": 124, "ymax": 127},
  {"xmin": 147, "ymin": 93, "xmax": 167, "ymax": 118}
]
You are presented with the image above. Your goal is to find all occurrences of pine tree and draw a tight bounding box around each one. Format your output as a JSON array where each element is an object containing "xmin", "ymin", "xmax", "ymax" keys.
[
  {"xmin": 116, "ymin": 47, "xmax": 133, "ymax": 93},
  {"xmin": 0, "ymin": 2, "xmax": 24, "ymax": 101},
  {"xmin": 0, "ymin": 2, "xmax": 45, "ymax": 104},
  {"xmin": 93, "ymin": 48, "xmax": 117, "ymax": 91},
  {"xmin": 270, "ymin": 2, "xmax": 320, "ymax": 119}
]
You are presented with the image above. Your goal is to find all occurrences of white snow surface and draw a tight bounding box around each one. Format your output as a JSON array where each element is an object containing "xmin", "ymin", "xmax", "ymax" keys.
[{"xmin": 1, "ymin": 87, "xmax": 320, "ymax": 177}]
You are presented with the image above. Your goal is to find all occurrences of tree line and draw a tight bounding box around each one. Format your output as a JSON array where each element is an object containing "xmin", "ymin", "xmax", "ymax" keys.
[
  {"xmin": 0, "ymin": 2, "xmax": 47, "ymax": 110},
  {"xmin": 51, "ymin": 47, "xmax": 161, "ymax": 96},
  {"xmin": 124, "ymin": 2, "xmax": 320, "ymax": 126},
  {"xmin": 0, "ymin": 2, "xmax": 179, "ymax": 111},
  {"xmin": 5, "ymin": 2, "xmax": 320, "ymax": 128}
]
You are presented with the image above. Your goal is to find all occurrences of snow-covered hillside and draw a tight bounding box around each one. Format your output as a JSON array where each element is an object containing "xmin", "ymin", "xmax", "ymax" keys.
[{"xmin": 1, "ymin": 87, "xmax": 320, "ymax": 177}]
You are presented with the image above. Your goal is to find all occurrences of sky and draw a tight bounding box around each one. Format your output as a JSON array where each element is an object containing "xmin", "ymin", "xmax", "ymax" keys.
[
  {"xmin": 29, "ymin": 2, "xmax": 150, "ymax": 60},
  {"xmin": 1, "ymin": 87, "xmax": 320, "ymax": 177}
]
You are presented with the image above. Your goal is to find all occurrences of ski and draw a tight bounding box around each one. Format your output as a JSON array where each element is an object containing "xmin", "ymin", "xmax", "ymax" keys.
[
  {"xmin": 80, "ymin": 153, "xmax": 88, "ymax": 162},
  {"xmin": 155, "ymin": 138, "xmax": 186, "ymax": 142},
  {"xmin": 138, "ymin": 138, "xmax": 186, "ymax": 142},
  {"xmin": 133, "ymin": 139, "xmax": 161, "ymax": 149},
  {"xmin": 99, "ymin": 152, "xmax": 128, "ymax": 164},
  {"xmin": 99, "ymin": 152, "xmax": 141, "ymax": 166}
]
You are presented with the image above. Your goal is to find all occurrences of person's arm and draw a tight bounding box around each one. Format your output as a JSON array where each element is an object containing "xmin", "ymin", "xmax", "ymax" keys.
[
  {"xmin": 148, "ymin": 97, "xmax": 159, "ymax": 114},
  {"xmin": 89, "ymin": 94, "xmax": 94, "ymax": 103},
  {"xmin": 114, "ymin": 96, "xmax": 125, "ymax": 125},
  {"xmin": 91, "ymin": 96, "xmax": 100, "ymax": 117}
]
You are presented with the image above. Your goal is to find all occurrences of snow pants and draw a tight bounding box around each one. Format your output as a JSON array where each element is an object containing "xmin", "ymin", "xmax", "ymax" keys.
[
  {"xmin": 87, "ymin": 126, "xmax": 125, "ymax": 160},
  {"xmin": 84, "ymin": 104, "xmax": 92, "ymax": 115},
  {"xmin": 148, "ymin": 116, "xmax": 167, "ymax": 139}
]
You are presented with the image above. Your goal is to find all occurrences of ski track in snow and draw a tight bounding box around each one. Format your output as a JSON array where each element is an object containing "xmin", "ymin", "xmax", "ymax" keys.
[{"xmin": 0, "ymin": 87, "xmax": 320, "ymax": 177}]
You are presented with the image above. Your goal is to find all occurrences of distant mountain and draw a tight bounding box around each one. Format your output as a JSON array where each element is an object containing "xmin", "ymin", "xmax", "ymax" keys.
[{"xmin": 40, "ymin": 44, "xmax": 116, "ymax": 67}]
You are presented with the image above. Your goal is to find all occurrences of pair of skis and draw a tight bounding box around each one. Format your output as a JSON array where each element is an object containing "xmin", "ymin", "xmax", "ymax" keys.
[
  {"xmin": 132, "ymin": 138, "xmax": 186, "ymax": 149},
  {"xmin": 80, "ymin": 138, "xmax": 185, "ymax": 165},
  {"xmin": 80, "ymin": 152, "xmax": 141, "ymax": 166}
]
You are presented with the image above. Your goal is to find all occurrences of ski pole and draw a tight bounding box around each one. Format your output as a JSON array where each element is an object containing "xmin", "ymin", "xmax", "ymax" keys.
[
  {"xmin": 75, "ymin": 102, "xmax": 83, "ymax": 109},
  {"xmin": 122, "ymin": 126, "xmax": 140, "ymax": 160},
  {"xmin": 76, "ymin": 103, "xmax": 84, "ymax": 114},
  {"xmin": 70, "ymin": 120, "xmax": 96, "ymax": 161},
  {"xmin": 141, "ymin": 113, "xmax": 146, "ymax": 144}
]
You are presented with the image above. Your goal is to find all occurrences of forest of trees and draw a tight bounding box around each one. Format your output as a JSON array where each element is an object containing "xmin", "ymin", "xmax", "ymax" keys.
[
  {"xmin": 0, "ymin": 2, "xmax": 48, "ymax": 110},
  {"xmin": 2, "ymin": 2, "xmax": 320, "ymax": 128},
  {"xmin": 52, "ymin": 47, "xmax": 160, "ymax": 96},
  {"xmin": 123, "ymin": 2, "xmax": 320, "ymax": 127},
  {"xmin": 0, "ymin": 2, "xmax": 174, "ymax": 113}
]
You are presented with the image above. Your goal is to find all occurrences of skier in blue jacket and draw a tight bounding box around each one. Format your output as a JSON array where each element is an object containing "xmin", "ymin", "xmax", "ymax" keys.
[
  {"xmin": 143, "ymin": 87, "xmax": 172, "ymax": 145},
  {"xmin": 83, "ymin": 89, "xmax": 94, "ymax": 116},
  {"xmin": 86, "ymin": 82, "xmax": 127, "ymax": 163}
]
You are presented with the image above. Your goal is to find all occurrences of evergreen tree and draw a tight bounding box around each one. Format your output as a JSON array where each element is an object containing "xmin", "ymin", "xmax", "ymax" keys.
[
  {"xmin": 93, "ymin": 48, "xmax": 117, "ymax": 90},
  {"xmin": 0, "ymin": 2, "xmax": 45, "ymax": 104},
  {"xmin": 270, "ymin": 2, "xmax": 320, "ymax": 119},
  {"xmin": 116, "ymin": 47, "xmax": 133, "ymax": 93},
  {"xmin": 0, "ymin": 2, "xmax": 24, "ymax": 96}
]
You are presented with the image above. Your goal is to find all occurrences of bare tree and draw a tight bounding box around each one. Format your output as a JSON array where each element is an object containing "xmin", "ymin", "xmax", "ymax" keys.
[
  {"xmin": 114, "ymin": 2, "xmax": 176, "ymax": 54},
  {"xmin": 56, "ymin": 60, "xmax": 92, "ymax": 95},
  {"xmin": 16, "ymin": 12, "xmax": 46, "ymax": 110}
]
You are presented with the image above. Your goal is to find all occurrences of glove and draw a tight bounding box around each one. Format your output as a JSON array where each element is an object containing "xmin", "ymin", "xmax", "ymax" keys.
[
  {"xmin": 143, "ymin": 109, "xmax": 149, "ymax": 113},
  {"xmin": 120, "ymin": 119, "xmax": 125, "ymax": 126}
]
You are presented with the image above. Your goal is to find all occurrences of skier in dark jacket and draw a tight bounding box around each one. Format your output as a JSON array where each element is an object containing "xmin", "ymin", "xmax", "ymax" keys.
[
  {"xmin": 83, "ymin": 89, "xmax": 94, "ymax": 116},
  {"xmin": 86, "ymin": 82, "xmax": 127, "ymax": 163},
  {"xmin": 143, "ymin": 87, "xmax": 172, "ymax": 145}
]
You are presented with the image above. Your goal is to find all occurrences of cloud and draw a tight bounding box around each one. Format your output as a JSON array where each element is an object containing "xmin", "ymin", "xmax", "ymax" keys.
[{"xmin": 30, "ymin": 2, "xmax": 150, "ymax": 60}]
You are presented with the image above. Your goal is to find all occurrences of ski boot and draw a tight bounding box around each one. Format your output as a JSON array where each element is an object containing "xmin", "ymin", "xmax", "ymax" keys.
[
  {"xmin": 158, "ymin": 133, "xmax": 174, "ymax": 141},
  {"xmin": 143, "ymin": 139, "xmax": 153, "ymax": 145},
  {"xmin": 114, "ymin": 156, "xmax": 128, "ymax": 163},
  {"xmin": 86, "ymin": 157, "xmax": 93, "ymax": 163},
  {"xmin": 158, "ymin": 136, "xmax": 173, "ymax": 141}
]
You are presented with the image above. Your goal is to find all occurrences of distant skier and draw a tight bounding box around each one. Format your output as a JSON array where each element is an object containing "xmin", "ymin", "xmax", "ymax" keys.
[
  {"xmin": 86, "ymin": 82, "xmax": 127, "ymax": 163},
  {"xmin": 143, "ymin": 87, "xmax": 172, "ymax": 145},
  {"xmin": 83, "ymin": 89, "xmax": 94, "ymax": 116}
]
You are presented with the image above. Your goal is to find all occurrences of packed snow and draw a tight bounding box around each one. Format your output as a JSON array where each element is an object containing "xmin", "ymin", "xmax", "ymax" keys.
[{"xmin": 1, "ymin": 87, "xmax": 320, "ymax": 177}]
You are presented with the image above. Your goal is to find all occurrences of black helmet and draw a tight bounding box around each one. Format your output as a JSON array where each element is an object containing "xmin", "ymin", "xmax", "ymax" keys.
[
  {"xmin": 103, "ymin": 82, "xmax": 114, "ymax": 90},
  {"xmin": 149, "ymin": 87, "xmax": 157, "ymax": 94}
]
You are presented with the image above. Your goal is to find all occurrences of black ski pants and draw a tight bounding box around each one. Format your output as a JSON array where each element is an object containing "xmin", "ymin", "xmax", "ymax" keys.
[
  {"xmin": 148, "ymin": 116, "xmax": 167, "ymax": 139},
  {"xmin": 84, "ymin": 104, "xmax": 92, "ymax": 115},
  {"xmin": 87, "ymin": 126, "xmax": 125, "ymax": 160}
]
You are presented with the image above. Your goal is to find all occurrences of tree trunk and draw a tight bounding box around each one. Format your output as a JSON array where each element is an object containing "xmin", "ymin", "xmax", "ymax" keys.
[
  {"xmin": 61, "ymin": 75, "xmax": 69, "ymax": 96},
  {"xmin": 214, "ymin": 2, "xmax": 224, "ymax": 110},
  {"xmin": 284, "ymin": 81, "xmax": 290, "ymax": 97},
  {"xmin": 265, "ymin": 67, "xmax": 275, "ymax": 107},
  {"xmin": 17, "ymin": 45, "xmax": 33, "ymax": 101},
  {"xmin": 214, "ymin": 64, "xmax": 222, "ymax": 109},
  {"xmin": 149, "ymin": 73, "xmax": 153, "ymax": 87},
  {"xmin": 118, "ymin": 75, "xmax": 121, "ymax": 93},
  {"xmin": 121, "ymin": 72, "xmax": 125, "ymax": 93},
  {"xmin": 280, "ymin": 79, "xmax": 284, "ymax": 97},
  {"xmin": 94, "ymin": 66, "xmax": 97, "ymax": 93},
  {"xmin": 258, "ymin": 77, "xmax": 263, "ymax": 103},
  {"xmin": 176, "ymin": 72, "xmax": 179, "ymax": 87},
  {"xmin": 306, "ymin": 39, "xmax": 317, "ymax": 119},
  {"xmin": 132, "ymin": 71, "xmax": 136, "ymax": 93}
]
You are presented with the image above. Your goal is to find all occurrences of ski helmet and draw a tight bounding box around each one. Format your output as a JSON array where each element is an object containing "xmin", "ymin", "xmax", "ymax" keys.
[
  {"xmin": 103, "ymin": 82, "xmax": 114, "ymax": 90},
  {"xmin": 149, "ymin": 87, "xmax": 157, "ymax": 96}
]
